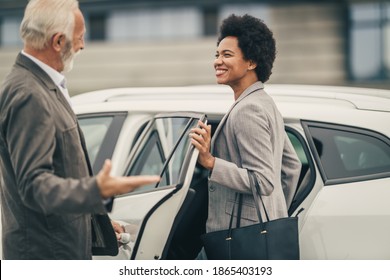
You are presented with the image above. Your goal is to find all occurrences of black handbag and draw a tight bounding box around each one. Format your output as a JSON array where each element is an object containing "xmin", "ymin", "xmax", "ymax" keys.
[{"xmin": 200, "ymin": 171, "xmax": 300, "ymax": 260}]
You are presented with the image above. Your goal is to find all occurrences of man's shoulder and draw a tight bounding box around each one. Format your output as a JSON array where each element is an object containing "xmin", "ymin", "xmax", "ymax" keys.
[{"xmin": 0, "ymin": 67, "xmax": 49, "ymax": 111}]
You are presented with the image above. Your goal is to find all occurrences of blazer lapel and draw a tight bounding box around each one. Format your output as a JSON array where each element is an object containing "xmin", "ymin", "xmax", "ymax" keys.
[
  {"xmin": 211, "ymin": 82, "xmax": 264, "ymax": 153},
  {"xmin": 53, "ymin": 88, "xmax": 77, "ymax": 121},
  {"xmin": 211, "ymin": 102, "xmax": 235, "ymax": 153}
]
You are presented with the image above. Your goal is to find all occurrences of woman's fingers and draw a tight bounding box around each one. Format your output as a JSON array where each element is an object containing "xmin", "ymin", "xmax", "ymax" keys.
[{"xmin": 191, "ymin": 127, "xmax": 210, "ymax": 141}]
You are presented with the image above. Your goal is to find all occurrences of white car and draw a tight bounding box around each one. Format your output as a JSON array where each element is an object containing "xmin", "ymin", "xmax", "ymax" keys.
[{"xmin": 71, "ymin": 84, "xmax": 390, "ymax": 260}]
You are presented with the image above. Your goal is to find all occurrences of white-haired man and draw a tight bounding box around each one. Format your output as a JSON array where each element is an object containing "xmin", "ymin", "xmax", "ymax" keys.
[{"xmin": 0, "ymin": 0, "xmax": 159, "ymax": 259}]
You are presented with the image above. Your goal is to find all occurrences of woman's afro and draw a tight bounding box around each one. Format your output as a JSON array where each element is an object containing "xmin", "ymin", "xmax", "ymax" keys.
[{"xmin": 217, "ymin": 14, "xmax": 276, "ymax": 82}]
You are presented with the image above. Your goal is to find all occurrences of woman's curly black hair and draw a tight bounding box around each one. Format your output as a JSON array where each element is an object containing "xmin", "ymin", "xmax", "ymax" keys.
[{"xmin": 217, "ymin": 14, "xmax": 276, "ymax": 83}]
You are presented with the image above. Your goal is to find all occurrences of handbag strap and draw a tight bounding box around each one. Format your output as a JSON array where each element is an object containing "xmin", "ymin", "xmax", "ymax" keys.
[
  {"xmin": 247, "ymin": 170, "xmax": 270, "ymax": 223},
  {"xmin": 227, "ymin": 193, "xmax": 240, "ymax": 237},
  {"xmin": 227, "ymin": 170, "xmax": 270, "ymax": 234},
  {"xmin": 236, "ymin": 194, "xmax": 243, "ymax": 228}
]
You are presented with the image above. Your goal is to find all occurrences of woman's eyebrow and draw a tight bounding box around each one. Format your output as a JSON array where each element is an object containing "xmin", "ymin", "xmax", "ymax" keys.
[{"xmin": 217, "ymin": 49, "xmax": 235, "ymax": 54}]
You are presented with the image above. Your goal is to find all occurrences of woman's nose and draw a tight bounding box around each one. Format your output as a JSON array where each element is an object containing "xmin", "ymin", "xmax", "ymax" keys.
[{"xmin": 214, "ymin": 56, "xmax": 222, "ymax": 65}]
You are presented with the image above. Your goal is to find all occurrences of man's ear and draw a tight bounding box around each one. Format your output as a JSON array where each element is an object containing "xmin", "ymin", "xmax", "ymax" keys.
[{"xmin": 51, "ymin": 33, "xmax": 64, "ymax": 51}]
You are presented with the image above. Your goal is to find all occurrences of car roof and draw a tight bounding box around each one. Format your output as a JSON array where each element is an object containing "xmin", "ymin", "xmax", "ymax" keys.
[
  {"xmin": 72, "ymin": 84, "xmax": 390, "ymax": 136},
  {"xmin": 72, "ymin": 84, "xmax": 390, "ymax": 113}
]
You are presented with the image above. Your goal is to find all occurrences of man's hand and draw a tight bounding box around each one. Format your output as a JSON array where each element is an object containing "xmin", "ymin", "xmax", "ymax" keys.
[
  {"xmin": 111, "ymin": 220, "xmax": 125, "ymax": 241},
  {"xmin": 97, "ymin": 159, "xmax": 160, "ymax": 199}
]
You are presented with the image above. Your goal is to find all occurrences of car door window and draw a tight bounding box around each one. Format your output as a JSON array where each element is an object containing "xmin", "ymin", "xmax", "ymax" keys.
[
  {"xmin": 286, "ymin": 128, "xmax": 316, "ymax": 215},
  {"xmin": 159, "ymin": 117, "xmax": 195, "ymax": 185},
  {"xmin": 127, "ymin": 116, "xmax": 199, "ymax": 192},
  {"xmin": 303, "ymin": 121, "xmax": 390, "ymax": 184},
  {"xmin": 128, "ymin": 130, "xmax": 166, "ymax": 189}
]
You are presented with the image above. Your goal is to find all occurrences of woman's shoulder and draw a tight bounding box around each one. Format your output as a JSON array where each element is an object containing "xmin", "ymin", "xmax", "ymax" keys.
[{"xmin": 238, "ymin": 89, "xmax": 274, "ymax": 108}]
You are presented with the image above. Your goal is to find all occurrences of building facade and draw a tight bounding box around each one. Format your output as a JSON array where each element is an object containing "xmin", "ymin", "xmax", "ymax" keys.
[{"xmin": 0, "ymin": 0, "xmax": 389, "ymax": 94}]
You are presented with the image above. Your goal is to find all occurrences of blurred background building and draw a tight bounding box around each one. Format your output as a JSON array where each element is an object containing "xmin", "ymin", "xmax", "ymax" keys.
[{"xmin": 0, "ymin": 0, "xmax": 389, "ymax": 95}]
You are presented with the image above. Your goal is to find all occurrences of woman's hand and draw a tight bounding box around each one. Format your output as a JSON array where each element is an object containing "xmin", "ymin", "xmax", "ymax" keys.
[{"xmin": 190, "ymin": 120, "xmax": 215, "ymax": 170}]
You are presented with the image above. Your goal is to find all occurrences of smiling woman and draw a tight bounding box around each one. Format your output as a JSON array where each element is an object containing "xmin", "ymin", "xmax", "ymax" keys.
[{"xmin": 190, "ymin": 14, "xmax": 302, "ymax": 260}]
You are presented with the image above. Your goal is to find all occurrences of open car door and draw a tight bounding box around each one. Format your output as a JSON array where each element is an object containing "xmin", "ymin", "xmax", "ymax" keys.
[{"xmin": 94, "ymin": 112, "xmax": 207, "ymax": 260}]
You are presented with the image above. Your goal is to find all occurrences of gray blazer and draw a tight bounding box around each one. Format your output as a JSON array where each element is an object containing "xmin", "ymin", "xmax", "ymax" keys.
[
  {"xmin": 207, "ymin": 82, "xmax": 301, "ymax": 232},
  {"xmin": 0, "ymin": 53, "xmax": 112, "ymax": 259}
]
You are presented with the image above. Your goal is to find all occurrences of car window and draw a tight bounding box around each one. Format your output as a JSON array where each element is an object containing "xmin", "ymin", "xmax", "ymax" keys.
[
  {"xmin": 128, "ymin": 130, "xmax": 166, "ymax": 189},
  {"xmin": 286, "ymin": 129, "xmax": 316, "ymax": 215},
  {"xmin": 130, "ymin": 121, "xmax": 149, "ymax": 153},
  {"xmin": 78, "ymin": 113, "xmax": 127, "ymax": 174},
  {"xmin": 335, "ymin": 135, "xmax": 389, "ymax": 171},
  {"xmin": 78, "ymin": 116, "xmax": 114, "ymax": 165},
  {"xmin": 303, "ymin": 121, "xmax": 390, "ymax": 184},
  {"xmin": 160, "ymin": 117, "xmax": 195, "ymax": 185},
  {"xmin": 128, "ymin": 116, "xmax": 198, "ymax": 191},
  {"xmin": 288, "ymin": 131, "xmax": 308, "ymax": 166}
]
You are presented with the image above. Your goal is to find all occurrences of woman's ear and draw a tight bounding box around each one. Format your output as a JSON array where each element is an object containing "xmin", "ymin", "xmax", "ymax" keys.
[{"xmin": 248, "ymin": 60, "xmax": 257, "ymax": 70}]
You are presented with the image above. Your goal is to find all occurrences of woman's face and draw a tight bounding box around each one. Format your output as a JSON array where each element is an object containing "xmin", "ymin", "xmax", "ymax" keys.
[{"xmin": 214, "ymin": 36, "xmax": 252, "ymax": 87}]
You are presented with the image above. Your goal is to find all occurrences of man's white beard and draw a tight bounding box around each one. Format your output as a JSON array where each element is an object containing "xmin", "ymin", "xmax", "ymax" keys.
[
  {"xmin": 62, "ymin": 55, "xmax": 74, "ymax": 73},
  {"xmin": 61, "ymin": 40, "xmax": 79, "ymax": 73}
]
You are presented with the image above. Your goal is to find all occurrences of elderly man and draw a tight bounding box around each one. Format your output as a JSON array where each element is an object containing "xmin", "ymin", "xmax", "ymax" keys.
[{"xmin": 0, "ymin": 0, "xmax": 159, "ymax": 259}]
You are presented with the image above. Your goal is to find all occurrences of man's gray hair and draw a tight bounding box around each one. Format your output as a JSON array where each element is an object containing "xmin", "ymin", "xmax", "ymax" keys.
[{"xmin": 20, "ymin": 0, "xmax": 79, "ymax": 50}]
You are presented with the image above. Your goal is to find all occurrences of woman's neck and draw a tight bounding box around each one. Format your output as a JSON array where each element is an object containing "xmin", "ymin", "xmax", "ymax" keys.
[{"xmin": 231, "ymin": 77, "xmax": 259, "ymax": 100}]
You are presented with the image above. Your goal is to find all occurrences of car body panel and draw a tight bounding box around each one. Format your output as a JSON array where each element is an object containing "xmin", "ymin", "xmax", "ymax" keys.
[
  {"xmin": 72, "ymin": 85, "xmax": 390, "ymax": 260},
  {"xmin": 300, "ymin": 178, "xmax": 390, "ymax": 259},
  {"xmin": 102, "ymin": 185, "xmax": 177, "ymax": 260},
  {"xmin": 71, "ymin": 85, "xmax": 390, "ymax": 260}
]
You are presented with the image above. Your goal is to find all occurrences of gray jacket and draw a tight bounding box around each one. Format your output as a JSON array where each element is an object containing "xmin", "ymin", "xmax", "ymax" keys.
[
  {"xmin": 0, "ymin": 53, "xmax": 114, "ymax": 259},
  {"xmin": 207, "ymin": 82, "xmax": 301, "ymax": 232}
]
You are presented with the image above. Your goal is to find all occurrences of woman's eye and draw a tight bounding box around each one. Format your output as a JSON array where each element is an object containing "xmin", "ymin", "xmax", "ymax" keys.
[{"xmin": 215, "ymin": 53, "xmax": 232, "ymax": 58}]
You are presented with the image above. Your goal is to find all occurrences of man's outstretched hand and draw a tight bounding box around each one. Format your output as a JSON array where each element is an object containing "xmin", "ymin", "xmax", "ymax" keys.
[{"xmin": 97, "ymin": 159, "xmax": 160, "ymax": 199}]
